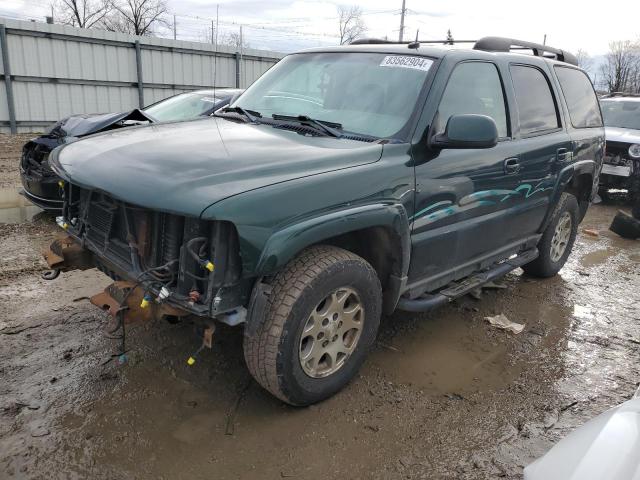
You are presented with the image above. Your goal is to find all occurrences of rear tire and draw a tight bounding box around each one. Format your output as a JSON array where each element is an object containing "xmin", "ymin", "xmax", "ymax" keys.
[
  {"xmin": 523, "ymin": 193, "xmax": 579, "ymax": 278},
  {"xmin": 243, "ymin": 246, "xmax": 382, "ymax": 406}
]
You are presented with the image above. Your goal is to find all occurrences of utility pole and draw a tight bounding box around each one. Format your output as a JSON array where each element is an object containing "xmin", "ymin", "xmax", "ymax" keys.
[
  {"xmin": 543, "ymin": 34, "xmax": 547, "ymax": 45},
  {"xmin": 211, "ymin": 20, "xmax": 214, "ymax": 44},
  {"xmin": 239, "ymin": 25, "xmax": 244, "ymax": 87},
  {"xmin": 173, "ymin": 14, "xmax": 177, "ymax": 40},
  {"xmin": 399, "ymin": 0, "xmax": 406, "ymax": 42},
  {"xmin": 215, "ymin": 5, "xmax": 219, "ymax": 44}
]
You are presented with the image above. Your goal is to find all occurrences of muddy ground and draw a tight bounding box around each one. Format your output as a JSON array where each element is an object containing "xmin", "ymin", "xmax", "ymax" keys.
[{"xmin": 1, "ymin": 133, "xmax": 639, "ymax": 479}]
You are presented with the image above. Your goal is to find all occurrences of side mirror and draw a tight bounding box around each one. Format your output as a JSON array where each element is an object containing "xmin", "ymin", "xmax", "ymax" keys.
[{"xmin": 432, "ymin": 114, "xmax": 498, "ymax": 149}]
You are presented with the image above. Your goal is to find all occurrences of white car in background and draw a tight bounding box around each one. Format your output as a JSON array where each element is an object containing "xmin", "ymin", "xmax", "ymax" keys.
[{"xmin": 524, "ymin": 387, "xmax": 640, "ymax": 479}]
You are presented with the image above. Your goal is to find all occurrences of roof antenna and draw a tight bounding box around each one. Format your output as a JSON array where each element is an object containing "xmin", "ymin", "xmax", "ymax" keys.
[{"xmin": 408, "ymin": 29, "xmax": 420, "ymax": 49}]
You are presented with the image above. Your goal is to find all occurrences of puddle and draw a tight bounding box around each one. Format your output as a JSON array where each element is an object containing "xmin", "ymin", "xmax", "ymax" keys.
[
  {"xmin": 369, "ymin": 314, "xmax": 521, "ymax": 394},
  {"xmin": 0, "ymin": 187, "xmax": 43, "ymax": 223},
  {"xmin": 580, "ymin": 248, "xmax": 618, "ymax": 267}
]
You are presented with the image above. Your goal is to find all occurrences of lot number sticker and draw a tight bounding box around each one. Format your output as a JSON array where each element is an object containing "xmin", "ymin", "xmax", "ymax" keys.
[{"xmin": 380, "ymin": 56, "xmax": 433, "ymax": 71}]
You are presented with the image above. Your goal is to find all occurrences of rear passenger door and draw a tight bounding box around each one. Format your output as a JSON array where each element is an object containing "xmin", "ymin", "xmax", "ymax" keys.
[
  {"xmin": 553, "ymin": 66, "xmax": 605, "ymax": 204},
  {"xmin": 507, "ymin": 64, "xmax": 573, "ymax": 235}
]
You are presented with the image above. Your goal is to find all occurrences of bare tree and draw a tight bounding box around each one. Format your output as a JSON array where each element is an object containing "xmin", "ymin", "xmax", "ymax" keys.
[
  {"xmin": 103, "ymin": 0, "xmax": 168, "ymax": 36},
  {"xmin": 575, "ymin": 49, "xmax": 593, "ymax": 74},
  {"xmin": 599, "ymin": 40, "xmax": 640, "ymax": 94},
  {"xmin": 53, "ymin": 0, "xmax": 111, "ymax": 28},
  {"xmin": 337, "ymin": 5, "xmax": 366, "ymax": 45},
  {"xmin": 222, "ymin": 31, "xmax": 249, "ymax": 50}
]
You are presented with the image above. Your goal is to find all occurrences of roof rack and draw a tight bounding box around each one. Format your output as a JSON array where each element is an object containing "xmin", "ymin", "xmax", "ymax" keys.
[
  {"xmin": 473, "ymin": 36, "xmax": 578, "ymax": 66},
  {"xmin": 349, "ymin": 36, "xmax": 578, "ymax": 66},
  {"xmin": 350, "ymin": 38, "xmax": 477, "ymax": 46}
]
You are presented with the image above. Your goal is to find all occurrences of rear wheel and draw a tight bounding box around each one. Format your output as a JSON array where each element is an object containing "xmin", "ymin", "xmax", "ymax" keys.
[
  {"xmin": 523, "ymin": 193, "xmax": 579, "ymax": 278},
  {"xmin": 243, "ymin": 246, "xmax": 382, "ymax": 406}
]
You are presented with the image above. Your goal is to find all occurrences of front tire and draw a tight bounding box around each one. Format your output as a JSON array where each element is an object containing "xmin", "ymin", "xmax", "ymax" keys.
[
  {"xmin": 523, "ymin": 192, "xmax": 579, "ymax": 278},
  {"xmin": 243, "ymin": 246, "xmax": 382, "ymax": 406}
]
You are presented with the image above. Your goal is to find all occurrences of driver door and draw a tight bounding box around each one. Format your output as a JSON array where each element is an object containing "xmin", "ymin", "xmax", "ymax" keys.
[{"xmin": 409, "ymin": 61, "xmax": 522, "ymax": 288}]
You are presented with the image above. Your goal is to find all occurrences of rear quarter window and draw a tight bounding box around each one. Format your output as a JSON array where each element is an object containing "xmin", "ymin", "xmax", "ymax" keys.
[
  {"xmin": 554, "ymin": 67, "xmax": 602, "ymax": 128},
  {"xmin": 510, "ymin": 65, "xmax": 560, "ymax": 135}
]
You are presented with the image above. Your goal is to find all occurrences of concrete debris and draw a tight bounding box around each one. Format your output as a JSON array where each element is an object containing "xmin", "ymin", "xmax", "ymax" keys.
[{"xmin": 485, "ymin": 314, "xmax": 526, "ymax": 334}]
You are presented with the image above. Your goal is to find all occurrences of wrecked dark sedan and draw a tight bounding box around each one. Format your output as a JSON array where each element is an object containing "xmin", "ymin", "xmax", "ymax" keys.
[{"xmin": 20, "ymin": 88, "xmax": 242, "ymax": 211}]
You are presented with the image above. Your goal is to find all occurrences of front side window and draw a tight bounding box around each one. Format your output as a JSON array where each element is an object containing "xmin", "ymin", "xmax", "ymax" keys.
[
  {"xmin": 554, "ymin": 67, "xmax": 602, "ymax": 128},
  {"xmin": 233, "ymin": 52, "xmax": 434, "ymax": 139},
  {"xmin": 510, "ymin": 65, "xmax": 560, "ymax": 135},
  {"xmin": 435, "ymin": 62, "xmax": 509, "ymax": 138},
  {"xmin": 600, "ymin": 100, "xmax": 640, "ymax": 130}
]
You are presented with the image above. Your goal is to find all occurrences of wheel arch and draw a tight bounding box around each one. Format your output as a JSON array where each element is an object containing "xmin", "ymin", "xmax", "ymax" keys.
[
  {"xmin": 254, "ymin": 203, "xmax": 411, "ymax": 314},
  {"xmin": 542, "ymin": 160, "xmax": 596, "ymax": 229}
]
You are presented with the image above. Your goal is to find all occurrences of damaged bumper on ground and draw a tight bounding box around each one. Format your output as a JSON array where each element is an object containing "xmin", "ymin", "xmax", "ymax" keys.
[{"xmin": 43, "ymin": 183, "xmax": 252, "ymax": 326}]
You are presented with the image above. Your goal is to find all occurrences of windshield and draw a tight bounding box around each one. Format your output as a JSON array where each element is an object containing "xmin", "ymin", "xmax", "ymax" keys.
[
  {"xmin": 601, "ymin": 100, "xmax": 640, "ymax": 130},
  {"xmin": 233, "ymin": 52, "xmax": 434, "ymax": 139},
  {"xmin": 145, "ymin": 93, "xmax": 222, "ymax": 122}
]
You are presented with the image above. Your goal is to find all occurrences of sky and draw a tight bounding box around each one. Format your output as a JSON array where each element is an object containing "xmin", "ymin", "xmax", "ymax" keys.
[{"xmin": 1, "ymin": 0, "xmax": 638, "ymax": 56}]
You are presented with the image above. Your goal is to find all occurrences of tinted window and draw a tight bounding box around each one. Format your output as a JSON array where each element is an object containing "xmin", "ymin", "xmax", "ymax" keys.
[
  {"xmin": 554, "ymin": 67, "xmax": 602, "ymax": 128},
  {"xmin": 510, "ymin": 65, "xmax": 559, "ymax": 134},
  {"xmin": 436, "ymin": 62, "xmax": 508, "ymax": 138}
]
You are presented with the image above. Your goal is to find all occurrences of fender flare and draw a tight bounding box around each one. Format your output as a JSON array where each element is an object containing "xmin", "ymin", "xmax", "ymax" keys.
[
  {"xmin": 254, "ymin": 203, "xmax": 411, "ymax": 281},
  {"xmin": 541, "ymin": 160, "xmax": 597, "ymax": 230}
]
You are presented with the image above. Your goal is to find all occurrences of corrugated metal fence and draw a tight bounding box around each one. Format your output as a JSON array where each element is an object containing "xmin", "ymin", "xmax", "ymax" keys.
[{"xmin": 0, "ymin": 18, "xmax": 283, "ymax": 133}]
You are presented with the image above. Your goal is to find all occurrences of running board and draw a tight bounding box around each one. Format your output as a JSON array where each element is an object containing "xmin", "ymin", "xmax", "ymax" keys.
[{"xmin": 396, "ymin": 248, "xmax": 538, "ymax": 312}]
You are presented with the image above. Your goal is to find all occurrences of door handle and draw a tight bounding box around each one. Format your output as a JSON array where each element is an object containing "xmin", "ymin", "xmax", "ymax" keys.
[
  {"xmin": 557, "ymin": 148, "xmax": 569, "ymax": 161},
  {"xmin": 504, "ymin": 157, "xmax": 520, "ymax": 174}
]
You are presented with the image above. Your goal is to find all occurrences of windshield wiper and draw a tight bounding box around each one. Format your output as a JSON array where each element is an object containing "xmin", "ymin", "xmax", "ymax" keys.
[
  {"xmin": 221, "ymin": 106, "xmax": 262, "ymax": 123},
  {"xmin": 272, "ymin": 114, "xmax": 343, "ymax": 138}
]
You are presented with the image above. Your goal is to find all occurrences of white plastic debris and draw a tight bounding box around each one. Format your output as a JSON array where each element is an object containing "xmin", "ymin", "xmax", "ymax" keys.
[{"xmin": 485, "ymin": 314, "xmax": 525, "ymax": 334}]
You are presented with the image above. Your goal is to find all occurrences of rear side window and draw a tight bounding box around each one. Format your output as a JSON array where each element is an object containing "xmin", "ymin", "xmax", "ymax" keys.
[
  {"xmin": 436, "ymin": 62, "xmax": 509, "ymax": 138},
  {"xmin": 510, "ymin": 65, "xmax": 560, "ymax": 135},
  {"xmin": 554, "ymin": 67, "xmax": 602, "ymax": 128}
]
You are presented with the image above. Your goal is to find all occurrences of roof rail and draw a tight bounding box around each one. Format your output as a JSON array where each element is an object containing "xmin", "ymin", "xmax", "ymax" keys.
[
  {"xmin": 473, "ymin": 36, "xmax": 578, "ymax": 66},
  {"xmin": 349, "ymin": 38, "xmax": 477, "ymax": 46}
]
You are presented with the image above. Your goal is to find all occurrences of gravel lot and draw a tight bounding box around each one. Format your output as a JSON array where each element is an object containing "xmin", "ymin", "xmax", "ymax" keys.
[{"xmin": 1, "ymin": 133, "xmax": 639, "ymax": 479}]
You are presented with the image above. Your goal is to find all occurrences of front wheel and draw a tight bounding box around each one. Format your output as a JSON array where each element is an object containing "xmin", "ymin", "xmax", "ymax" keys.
[
  {"xmin": 243, "ymin": 246, "xmax": 382, "ymax": 406},
  {"xmin": 523, "ymin": 192, "xmax": 579, "ymax": 278}
]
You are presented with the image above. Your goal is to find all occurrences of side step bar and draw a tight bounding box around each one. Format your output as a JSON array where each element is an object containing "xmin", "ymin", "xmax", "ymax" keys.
[{"xmin": 397, "ymin": 248, "xmax": 538, "ymax": 312}]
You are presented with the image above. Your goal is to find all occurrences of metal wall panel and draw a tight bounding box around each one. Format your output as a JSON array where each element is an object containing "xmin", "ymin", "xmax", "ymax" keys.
[{"xmin": 0, "ymin": 18, "xmax": 283, "ymax": 133}]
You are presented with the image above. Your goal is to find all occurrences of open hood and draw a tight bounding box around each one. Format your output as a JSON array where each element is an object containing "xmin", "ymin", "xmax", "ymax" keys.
[
  {"xmin": 605, "ymin": 127, "xmax": 640, "ymax": 144},
  {"xmin": 46, "ymin": 109, "xmax": 155, "ymax": 138},
  {"xmin": 50, "ymin": 117, "xmax": 383, "ymax": 217}
]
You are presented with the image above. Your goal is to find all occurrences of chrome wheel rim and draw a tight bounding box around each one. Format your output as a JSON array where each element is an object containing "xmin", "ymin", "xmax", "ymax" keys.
[
  {"xmin": 299, "ymin": 287, "xmax": 364, "ymax": 378},
  {"xmin": 550, "ymin": 211, "xmax": 572, "ymax": 262}
]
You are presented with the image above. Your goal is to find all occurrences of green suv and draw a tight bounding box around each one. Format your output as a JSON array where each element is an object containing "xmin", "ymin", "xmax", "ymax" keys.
[{"xmin": 46, "ymin": 36, "xmax": 604, "ymax": 405}]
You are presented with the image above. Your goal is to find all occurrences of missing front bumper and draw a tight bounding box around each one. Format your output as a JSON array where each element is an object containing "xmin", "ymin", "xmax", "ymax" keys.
[{"xmin": 90, "ymin": 281, "xmax": 189, "ymax": 324}]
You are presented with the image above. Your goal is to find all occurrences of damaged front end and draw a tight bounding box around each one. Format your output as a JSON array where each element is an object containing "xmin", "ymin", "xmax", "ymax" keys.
[
  {"xmin": 43, "ymin": 183, "xmax": 250, "ymax": 326},
  {"xmin": 20, "ymin": 109, "xmax": 154, "ymax": 212},
  {"xmin": 600, "ymin": 141, "xmax": 640, "ymax": 202}
]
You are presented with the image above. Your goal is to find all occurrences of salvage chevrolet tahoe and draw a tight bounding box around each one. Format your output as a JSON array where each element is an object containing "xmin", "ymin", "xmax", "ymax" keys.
[{"xmin": 44, "ymin": 37, "xmax": 604, "ymax": 405}]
